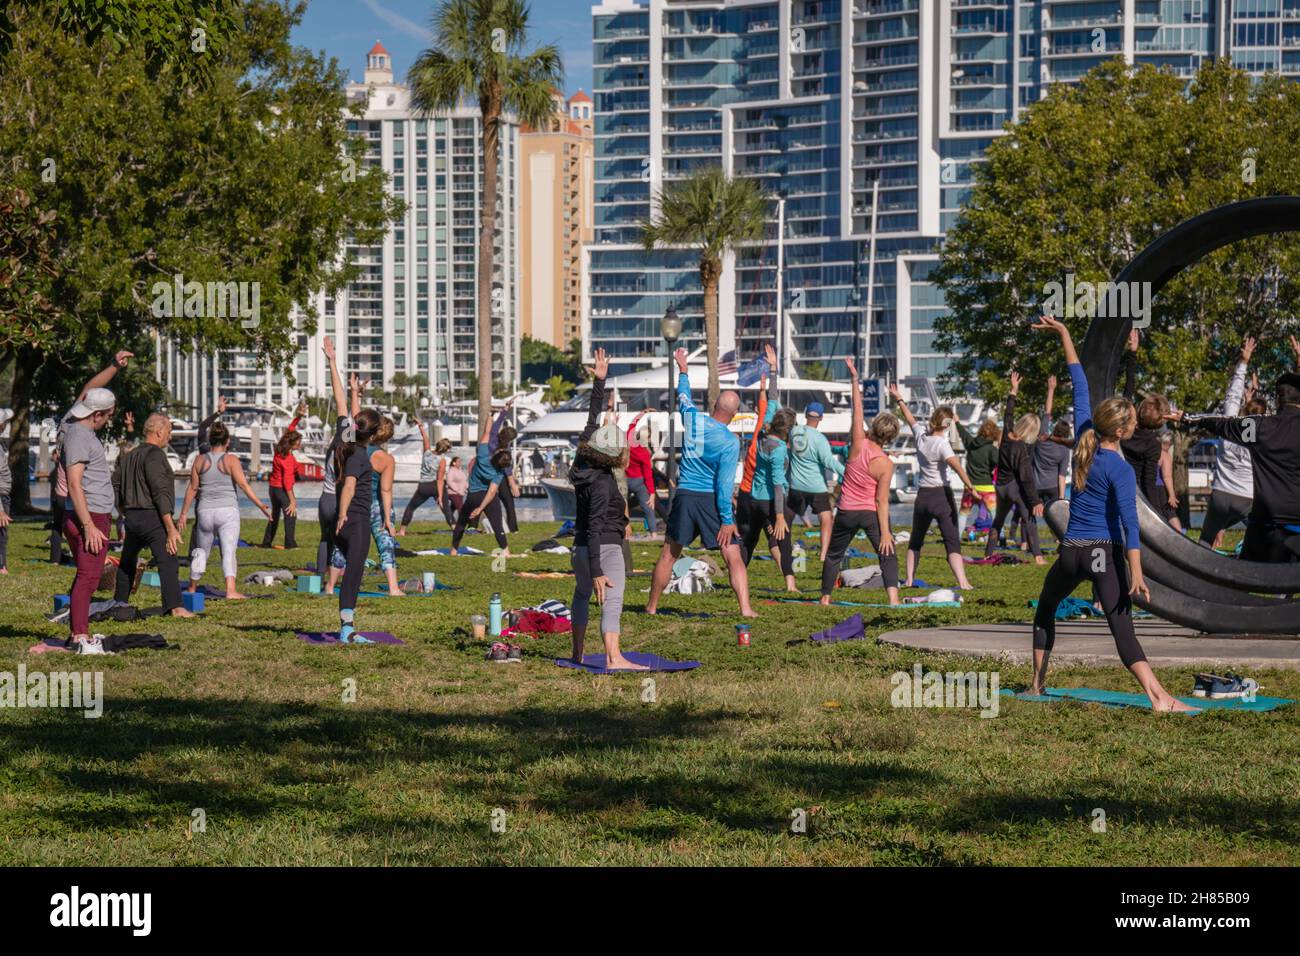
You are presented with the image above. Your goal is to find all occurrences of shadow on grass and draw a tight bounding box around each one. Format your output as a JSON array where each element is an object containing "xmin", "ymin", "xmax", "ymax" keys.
[
  {"xmin": 0, "ymin": 694, "xmax": 943, "ymax": 838},
  {"xmin": 936, "ymin": 791, "xmax": 1300, "ymax": 841}
]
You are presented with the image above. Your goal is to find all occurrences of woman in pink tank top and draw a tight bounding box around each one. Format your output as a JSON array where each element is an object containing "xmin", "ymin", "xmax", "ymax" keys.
[{"xmin": 821, "ymin": 358, "xmax": 902, "ymax": 605}]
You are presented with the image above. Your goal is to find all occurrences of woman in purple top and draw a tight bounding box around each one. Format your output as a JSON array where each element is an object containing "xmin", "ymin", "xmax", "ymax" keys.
[{"xmin": 1030, "ymin": 317, "xmax": 1195, "ymax": 711}]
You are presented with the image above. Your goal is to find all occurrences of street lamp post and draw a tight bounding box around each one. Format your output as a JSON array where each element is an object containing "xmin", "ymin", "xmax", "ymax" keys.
[{"xmin": 661, "ymin": 306, "xmax": 682, "ymax": 489}]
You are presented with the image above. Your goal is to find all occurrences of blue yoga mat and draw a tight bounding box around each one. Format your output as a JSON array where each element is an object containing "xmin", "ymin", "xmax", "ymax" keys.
[
  {"xmin": 1001, "ymin": 687, "xmax": 1295, "ymax": 713},
  {"xmin": 554, "ymin": 651, "xmax": 700, "ymax": 673}
]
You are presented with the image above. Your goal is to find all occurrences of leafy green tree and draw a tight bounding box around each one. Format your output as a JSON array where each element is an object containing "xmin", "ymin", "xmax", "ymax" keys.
[
  {"xmin": 0, "ymin": 0, "xmax": 402, "ymax": 511},
  {"xmin": 800, "ymin": 361, "xmax": 831, "ymax": 382},
  {"xmin": 1, "ymin": 0, "xmax": 240, "ymax": 84},
  {"xmin": 640, "ymin": 168, "xmax": 769, "ymax": 408},
  {"xmin": 520, "ymin": 333, "xmax": 580, "ymax": 384},
  {"xmin": 408, "ymin": 0, "xmax": 562, "ymax": 428},
  {"xmin": 933, "ymin": 59, "xmax": 1300, "ymax": 421}
]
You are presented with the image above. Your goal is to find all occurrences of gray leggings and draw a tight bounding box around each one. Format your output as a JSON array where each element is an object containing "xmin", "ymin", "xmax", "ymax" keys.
[{"xmin": 572, "ymin": 544, "xmax": 626, "ymax": 636}]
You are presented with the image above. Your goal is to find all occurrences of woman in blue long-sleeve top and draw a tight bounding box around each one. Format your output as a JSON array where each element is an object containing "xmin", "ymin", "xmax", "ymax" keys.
[{"xmin": 1030, "ymin": 317, "xmax": 1195, "ymax": 711}]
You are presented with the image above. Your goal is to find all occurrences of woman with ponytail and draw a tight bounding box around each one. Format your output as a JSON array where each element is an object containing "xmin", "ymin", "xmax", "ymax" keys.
[
  {"xmin": 889, "ymin": 385, "xmax": 977, "ymax": 590},
  {"xmin": 333, "ymin": 408, "xmax": 382, "ymax": 643},
  {"xmin": 1030, "ymin": 317, "xmax": 1194, "ymax": 711}
]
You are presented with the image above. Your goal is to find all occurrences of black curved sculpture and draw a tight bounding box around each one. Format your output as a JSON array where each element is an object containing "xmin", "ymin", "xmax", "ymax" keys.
[{"xmin": 1046, "ymin": 196, "xmax": 1300, "ymax": 634}]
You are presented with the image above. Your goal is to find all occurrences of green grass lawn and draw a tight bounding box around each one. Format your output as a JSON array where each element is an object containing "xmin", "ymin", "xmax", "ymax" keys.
[{"xmin": 0, "ymin": 517, "xmax": 1296, "ymax": 866}]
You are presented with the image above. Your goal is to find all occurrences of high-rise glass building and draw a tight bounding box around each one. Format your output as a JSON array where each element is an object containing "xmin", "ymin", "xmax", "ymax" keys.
[
  {"xmin": 586, "ymin": 0, "xmax": 1300, "ymax": 383},
  {"xmin": 159, "ymin": 42, "xmax": 521, "ymax": 417}
]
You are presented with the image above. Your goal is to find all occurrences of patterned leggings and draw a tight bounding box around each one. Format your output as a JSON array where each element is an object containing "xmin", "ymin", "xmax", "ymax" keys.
[{"xmin": 332, "ymin": 495, "xmax": 398, "ymax": 571}]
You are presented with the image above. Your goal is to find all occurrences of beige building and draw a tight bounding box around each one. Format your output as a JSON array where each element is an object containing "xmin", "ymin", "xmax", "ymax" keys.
[{"xmin": 519, "ymin": 89, "xmax": 593, "ymax": 350}]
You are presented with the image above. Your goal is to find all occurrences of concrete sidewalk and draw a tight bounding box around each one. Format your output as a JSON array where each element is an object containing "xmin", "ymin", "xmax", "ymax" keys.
[{"xmin": 877, "ymin": 620, "xmax": 1300, "ymax": 669}]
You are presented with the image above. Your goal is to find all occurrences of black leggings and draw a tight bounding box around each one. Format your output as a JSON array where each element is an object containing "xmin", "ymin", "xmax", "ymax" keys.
[
  {"xmin": 451, "ymin": 489, "xmax": 507, "ymax": 550},
  {"xmin": 822, "ymin": 509, "xmax": 899, "ymax": 596},
  {"xmin": 1033, "ymin": 542, "xmax": 1146, "ymax": 667},
  {"xmin": 1199, "ymin": 489, "xmax": 1252, "ymax": 545},
  {"xmin": 400, "ymin": 481, "xmax": 441, "ymax": 527},
  {"xmin": 336, "ymin": 514, "xmax": 371, "ymax": 613},
  {"xmin": 987, "ymin": 481, "xmax": 1041, "ymax": 557},
  {"xmin": 263, "ymin": 487, "xmax": 296, "ymax": 548},
  {"xmin": 739, "ymin": 495, "xmax": 794, "ymax": 575},
  {"xmin": 50, "ymin": 496, "xmax": 65, "ymax": 562},
  {"xmin": 317, "ymin": 492, "xmax": 338, "ymax": 576},
  {"xmin": 909, "ymin": 486, "xmax": 962, "ymax": 556},
  {"xmin": 499, "ymin": 483, "xmax": 519, "ymax": 533}
]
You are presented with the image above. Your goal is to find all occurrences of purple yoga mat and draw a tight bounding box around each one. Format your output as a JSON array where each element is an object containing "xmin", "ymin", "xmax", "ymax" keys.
[
  {"xmin": 295, "ymin": 631, "xmax": 406, "ymax": 646},
  {"xmin": 810, "ymin": 613, "xmax": 866, "ymax": 644},
  {"xmin": 554, "ymin": 651, "xmax": 700, "ymax": 673}
]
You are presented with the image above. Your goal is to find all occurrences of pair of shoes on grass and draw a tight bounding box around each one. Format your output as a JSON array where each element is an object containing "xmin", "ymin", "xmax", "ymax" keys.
[{"xmin": 486, "ymin": 641, "xmax": 522, "ymax": 663}]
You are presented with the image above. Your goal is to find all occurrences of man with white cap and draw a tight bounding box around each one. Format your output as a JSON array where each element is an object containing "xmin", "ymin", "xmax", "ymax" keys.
[
  {"xmin": 0, "ymin": 407, "xmax": 12, "ymax": 574},
  {"xmin": 56, "ymin": 350, "xmax": 131, "ymax": 645}
]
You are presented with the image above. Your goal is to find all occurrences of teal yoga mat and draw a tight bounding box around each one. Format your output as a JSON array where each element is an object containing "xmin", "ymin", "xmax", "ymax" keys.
[{"xmin": 1001, "ymin": 687, "xmax": 1294, "ymax": 713}]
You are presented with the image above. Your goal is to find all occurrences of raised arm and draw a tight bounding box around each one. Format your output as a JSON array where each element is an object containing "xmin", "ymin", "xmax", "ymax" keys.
[
  {"xmin": 580, "ymin": 349, "xmax": 609, "ymax": 444},
  {"xmin": 1033, "ymin": 316, "xmax": 1087, "ymax": 437},
  {"xmin": 196, "ymin": 397, "xmax": 225, "ymax": 455},
  {"xmin": 1042, "ymin": 374, "xmax": 1056, "ymax": 435},
  {"xmin": 323, "ymin": 338, "xmax": 347, "ymax": 418},
  {"xmin": 1224, "ymin": 337, "xmax": 1254, "ymax": 417},
  {"xmin": 79, "ymin": 351, "xmax": 132, "ymax": 401},
  {"xmin": 488, "ymin": 399, "xmax": 514, "ymax": 447},
  {"xmin": 1122, "ymin": 329, "xmax": 1139, "ymax": 402},
  {"xmin": 845, "ymin": 356, "xmax": 864, "ymax": 453},
  {"xmin": 762, "ymin": 343, "xmax": 780, "ymax": 423},
  {"xmin": 887, "ymin": 382, "xmax": 916, "ymax": 429},
  {"xmin": 350, "ymin": 375, "xmax": 364, "ymax": 420},
  {"xmin": 1003, "ymin": 371, "xmax": 1020, "ymax": 439}
]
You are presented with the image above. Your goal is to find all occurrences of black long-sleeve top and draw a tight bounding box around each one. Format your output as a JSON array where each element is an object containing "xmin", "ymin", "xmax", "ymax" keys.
[
  {"xmin": 995, "ymin": 392, "xmax": 1035, "ymax": 501},
  {"xmin": 1119, "ymin": 351, "xmax": 1161, "ymax": 505},
  {"xmin": 1182, "ymin": 407, "xmax": 1300, "ymax": 525},
  {"xmin": 112, "ymin": 443, "xmax": 175, "ymax": 515},
  {"xmin": 570, "ymin": 375, "xmax": 627, "ymax": 577}
]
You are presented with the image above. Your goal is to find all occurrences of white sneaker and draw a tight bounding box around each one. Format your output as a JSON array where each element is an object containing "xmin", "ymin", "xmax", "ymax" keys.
[{"xmin": 77, "ymin": 634, "xmax": 107, "ymax": 655}]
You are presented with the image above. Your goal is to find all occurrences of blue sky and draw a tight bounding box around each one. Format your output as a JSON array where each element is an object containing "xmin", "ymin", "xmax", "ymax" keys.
[{"xmin": 295, "ymin": 0, "xmax": 595, "ymax": 95}]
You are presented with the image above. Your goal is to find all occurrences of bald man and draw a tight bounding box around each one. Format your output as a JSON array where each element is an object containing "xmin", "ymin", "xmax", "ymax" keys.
[
  {"xmin": 646, "ymin": 348, "xmax": 756, "ymax": 617},
  {"xmin": 112, "ymin": 413, "xmax": 194, "ymax": 617}
]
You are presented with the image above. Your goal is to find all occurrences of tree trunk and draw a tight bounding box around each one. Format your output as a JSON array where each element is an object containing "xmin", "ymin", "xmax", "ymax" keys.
[
  {"xmin": 1171, "ymin": 429, "xmax": 1193, "ymax": 527},
  {"xmin": 477, "ymin": 97, "xmax": 502, "ymax": 431},
  {"xmin": 7, "ymin": 346, "xmax": 39, "ymax": 514},
  {"xmin": 701, "ymin": 258, "xmax": 721, "ymax": 409}
]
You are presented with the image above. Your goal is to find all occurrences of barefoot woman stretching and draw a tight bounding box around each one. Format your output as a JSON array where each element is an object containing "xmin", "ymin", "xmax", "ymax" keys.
[
  {"xmin": 1030, "ymin": 317, "xmax": 1194, "ymax": 711},
  {"xmin": 569, "ymin": 349, "xmax": 644, "ymax": 670}
]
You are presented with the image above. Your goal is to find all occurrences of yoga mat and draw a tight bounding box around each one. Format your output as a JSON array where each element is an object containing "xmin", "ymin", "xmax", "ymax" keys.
[
  {"xmin": 295, "ymin": 631, "xmax": 406, "ymax": 646},
  {"xmin": 772, "ymin": 599, "xmax": 962, "ymax": 609},
  {"xmin": 1000, "ymin": 687, "xmax": 1295, "ymax": 714},
  {"xmin": 554, "ymin": 651, "xmax": 700, "ymax": 673},
  {"xmin": 378, "ymin": 582, "xmax": 458, "ymax": 592},
  {"xmin": 193, "ymin": 585, "xmax": 276, "ymax": 600},
  {"xmin": 413, "ymin": 546, "xmax": 484, "ymax": 556}
]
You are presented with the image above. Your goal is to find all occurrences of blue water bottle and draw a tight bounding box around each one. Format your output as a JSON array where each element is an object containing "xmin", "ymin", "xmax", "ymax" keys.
[{"xmin": 489, "ymin": 592, "xmax": 502, "ymax": 637}]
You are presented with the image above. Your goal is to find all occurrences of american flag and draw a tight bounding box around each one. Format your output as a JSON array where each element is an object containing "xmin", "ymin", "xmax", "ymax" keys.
[{"xmin": 718, "ymin": 349, "xmax": 738, "ymax": 375}]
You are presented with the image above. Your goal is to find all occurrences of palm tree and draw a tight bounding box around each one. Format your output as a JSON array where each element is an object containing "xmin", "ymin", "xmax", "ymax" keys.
[
  {"xmin": 409, "ymin": 0, "xmax": 562, "ymax": 426},
  {"xmin": 640, "ymin": 168, "xmax": 769, "ymax": 408},
  {"xmin": 542, "ymin": 374, "xmax": 573, "ymax": 406}
]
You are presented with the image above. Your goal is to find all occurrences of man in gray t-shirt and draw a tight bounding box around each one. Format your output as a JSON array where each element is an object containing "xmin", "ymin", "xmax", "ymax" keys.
[{"xmin": 58, "ymin": 349, "xmax": 132, "ymax": 642}]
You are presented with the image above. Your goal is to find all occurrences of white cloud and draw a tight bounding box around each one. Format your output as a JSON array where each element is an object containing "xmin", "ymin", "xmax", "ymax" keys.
[{"xmin": 359, "ymin": 0, "xmax": 432, "ymax": 43}]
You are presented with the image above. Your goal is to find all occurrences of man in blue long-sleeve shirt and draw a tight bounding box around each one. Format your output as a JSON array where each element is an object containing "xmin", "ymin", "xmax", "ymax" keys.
[{"xmin": 646, "ymin": 348, "xmax": 756, "ymax": 617}]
